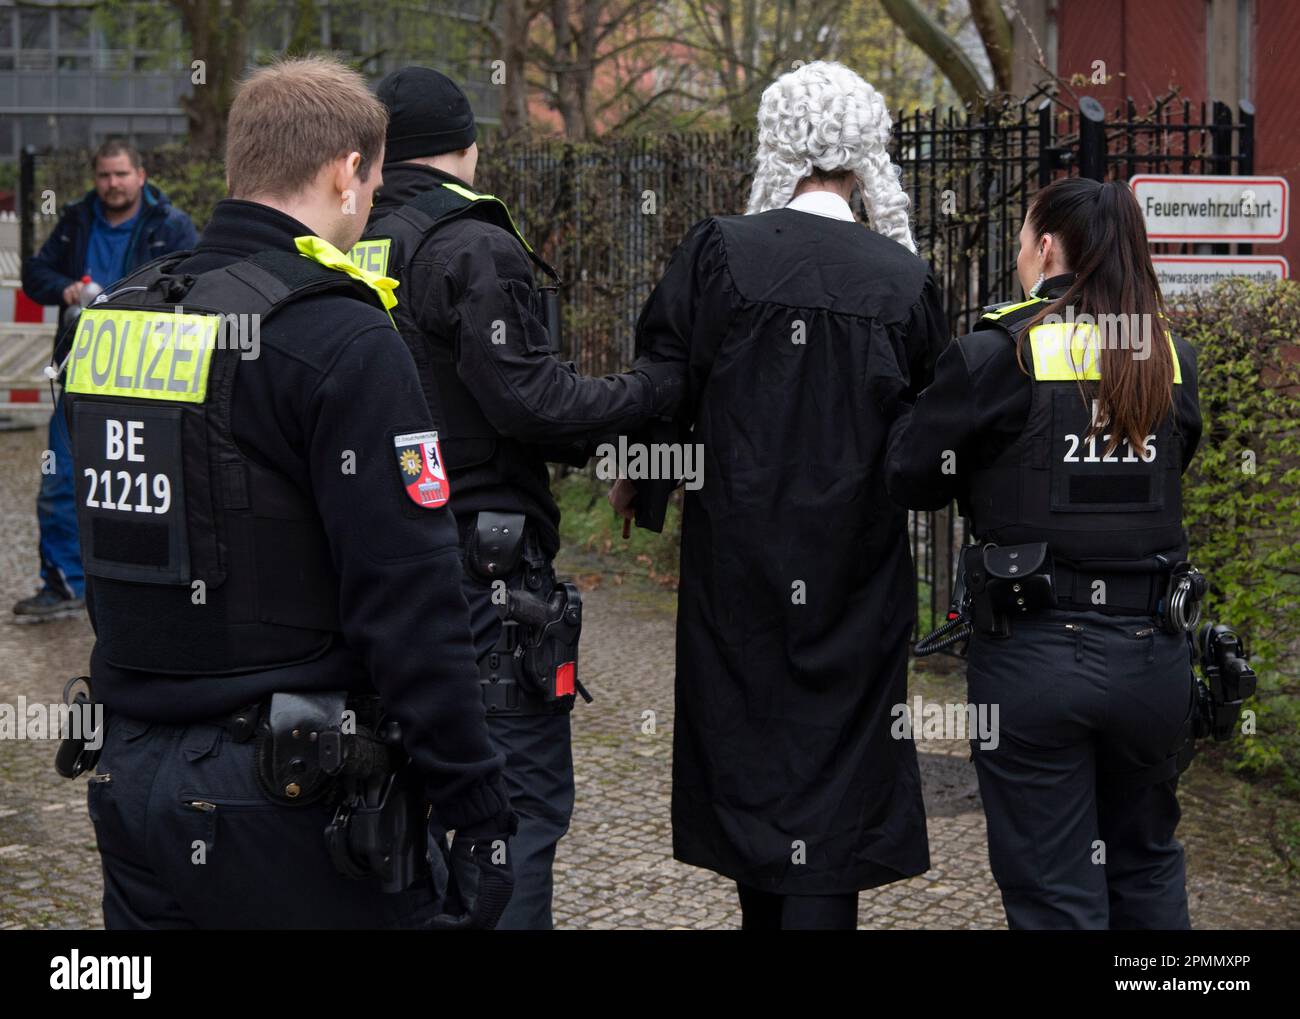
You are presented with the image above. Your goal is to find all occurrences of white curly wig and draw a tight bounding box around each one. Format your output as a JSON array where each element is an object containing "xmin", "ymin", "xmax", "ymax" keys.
[{"xmin": 746, "ymin": 61, "xmax": 915, "ymax": 253}]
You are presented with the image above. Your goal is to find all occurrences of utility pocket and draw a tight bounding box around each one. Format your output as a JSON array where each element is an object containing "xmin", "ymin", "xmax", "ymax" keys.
[
  {"xmin": 178, "ymin": 790, "xmax": 282, "ymax": 862},
  {"xmin": 86, "ymin": 771, "xmax": 112, "ymax": 824},
  {"xmin": 500, "ymin": 278, "xmax": 552, "ymax": 353}
]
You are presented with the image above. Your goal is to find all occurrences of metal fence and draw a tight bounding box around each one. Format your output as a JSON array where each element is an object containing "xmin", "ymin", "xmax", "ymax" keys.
[{"xmin": 18, "ymin": 89, "xmax": 1259, "ymax": 632}]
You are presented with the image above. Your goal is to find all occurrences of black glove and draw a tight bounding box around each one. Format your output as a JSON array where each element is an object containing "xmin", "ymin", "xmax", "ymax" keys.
[
  {"xmin": 631, "ymin": 358, "xmax": 685, "ymax": 418},
  {"xmin": 429, "ymin": 811, "xmax": 518, "ymax": 931}
]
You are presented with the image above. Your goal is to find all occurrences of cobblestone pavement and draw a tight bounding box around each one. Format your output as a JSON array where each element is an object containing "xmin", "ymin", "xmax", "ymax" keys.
[{"xmin": 0, "ymin": 424, "xmax": 1296, "ymax": 929}]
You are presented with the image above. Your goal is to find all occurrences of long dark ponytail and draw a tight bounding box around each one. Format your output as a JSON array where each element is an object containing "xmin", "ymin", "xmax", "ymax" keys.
[{"xmin": 1022, "ymin": 177, "xmax": 1174, "ymax": 454}]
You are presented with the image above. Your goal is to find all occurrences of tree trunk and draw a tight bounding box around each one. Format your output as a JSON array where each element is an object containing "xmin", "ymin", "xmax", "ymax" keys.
[
  {"xmin": 879, "ymin": 0, "xmax": 989, "ymax": 107},
  {"xmin": 574, "ymin": 0, "xmax": 601, "ymax": 139},
  {"xmin": 969, "ymin": 0, "xmax": 1013, "ymax": 93},
  {"xmin": 500, "ymin": 0, "xmax": 532, "ymax": 137},
  {"xmin": 174, "ymin": 0, "xmax": 251, "ymax": 159},
  {"xmin": 547, "ymin": 0, "xmax": 592, "ymax": 140}
]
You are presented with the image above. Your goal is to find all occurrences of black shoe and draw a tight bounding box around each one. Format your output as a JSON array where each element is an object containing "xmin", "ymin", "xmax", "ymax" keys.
[{"xmin": 12, "ymin": 588, "xmax": 85, "ymax": 621}]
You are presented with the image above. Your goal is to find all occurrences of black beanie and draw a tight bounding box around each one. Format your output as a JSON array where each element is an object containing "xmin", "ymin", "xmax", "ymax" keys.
[{"xmin": 378, "ymin": 66, "xmax": 477, "ymax": 162}]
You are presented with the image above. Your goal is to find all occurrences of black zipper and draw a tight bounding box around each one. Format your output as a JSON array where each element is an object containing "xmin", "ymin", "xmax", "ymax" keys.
[
  {"xmin": 1132, "ymin": 626, "xmax": 1157, "ymax": 662},
  {"xmin": 180, "ymin": 793, "xmax": 274, "ymax": 811},
  {"xmin": 1064, "ymin": 622, "xmax": 1085, "ymax": 661}
]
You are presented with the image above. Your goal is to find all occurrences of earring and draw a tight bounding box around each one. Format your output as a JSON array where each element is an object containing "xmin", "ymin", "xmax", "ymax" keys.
[{"xmin": 1029, "ymin": 271, "xmax": 1046, "ymax": 297}]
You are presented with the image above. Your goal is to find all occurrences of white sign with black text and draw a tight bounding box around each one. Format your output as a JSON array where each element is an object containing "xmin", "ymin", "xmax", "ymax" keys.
[
  {"xmin": 1152, "ymin": 254, "xmax": 1290, "ymax": 298},
  {"xmin": 1131, "ymin": 175, "xmax": 1289, "ymax": 242}
]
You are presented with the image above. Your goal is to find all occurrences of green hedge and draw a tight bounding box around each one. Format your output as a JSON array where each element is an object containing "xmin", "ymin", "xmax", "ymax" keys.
[
  {"xmin": 1175, "ymin": 278, "xmax": 1300, "ymax": 790},
  {"xmin": 146, "ymin": 147, "xmax": 225, "ymax": 231}
]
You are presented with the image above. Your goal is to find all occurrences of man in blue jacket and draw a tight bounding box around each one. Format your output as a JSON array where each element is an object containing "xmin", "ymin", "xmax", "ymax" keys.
[{"xmin": 18, "ymin": 139, "xmax": 197, "ymax": 620}]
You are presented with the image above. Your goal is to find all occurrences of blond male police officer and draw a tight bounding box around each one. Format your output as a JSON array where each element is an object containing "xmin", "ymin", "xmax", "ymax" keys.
[{"xmin": 64, "ymin": 56, "xmax": 513, "ymax": 929}]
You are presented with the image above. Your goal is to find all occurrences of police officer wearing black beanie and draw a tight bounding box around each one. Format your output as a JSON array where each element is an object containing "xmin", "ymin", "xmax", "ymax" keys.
[{"xmin": 358, "ymin": 66, "xmax": 681, "ymax": 929}]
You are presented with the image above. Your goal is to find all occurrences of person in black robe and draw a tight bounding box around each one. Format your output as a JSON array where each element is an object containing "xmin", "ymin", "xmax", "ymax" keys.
[{"xmin": 612, "ymin": 61, "xmax": 949, "ymax": 929}]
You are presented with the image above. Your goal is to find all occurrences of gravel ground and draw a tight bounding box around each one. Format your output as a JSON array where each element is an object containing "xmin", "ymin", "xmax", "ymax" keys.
[{"xmin": 0, "ymin": 422, "xmax": 1295, "ymax": 929}]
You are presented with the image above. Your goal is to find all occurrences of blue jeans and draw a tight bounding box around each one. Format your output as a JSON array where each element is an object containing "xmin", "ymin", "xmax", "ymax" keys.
[{"xmin": 37, "ymin": 396, "xmax": 84, "ymax": 598}]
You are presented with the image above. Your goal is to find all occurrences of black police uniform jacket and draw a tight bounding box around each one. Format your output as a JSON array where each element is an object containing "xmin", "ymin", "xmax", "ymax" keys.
[
  {"xmin": 631, "ymin": 210, "xmax": 948, "ymax": 893},
  {"xmin": 884, "ymin": 274, "xmax": 1202, "ymax": 528},
  {"xmin": 366, "ymin": 162, "xmax": 665, "ymax": 558},
  {"xmin": 73, "ymin": 201, "xmax": 508, "ymax": 832}
]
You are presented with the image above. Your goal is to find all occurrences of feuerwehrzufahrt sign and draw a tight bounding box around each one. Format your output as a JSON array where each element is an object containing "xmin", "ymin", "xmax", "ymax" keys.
[{"xmin": 1131, "ymin": 174, "xmax": 1289, "ymax": 242}]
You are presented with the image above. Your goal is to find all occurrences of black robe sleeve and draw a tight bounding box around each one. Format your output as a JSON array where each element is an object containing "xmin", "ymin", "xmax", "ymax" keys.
[
  {"xmin": 624, "ymin": 218, "xmax": 730, "ymax": 531},
  {"xmin": 891, "ymin": 271, "xmax": 950, "ymax": 413}
]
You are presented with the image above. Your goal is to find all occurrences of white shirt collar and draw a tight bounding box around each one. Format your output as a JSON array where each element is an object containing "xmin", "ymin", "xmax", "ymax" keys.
[{"xmin": 785, "ymin": 190, "xmax": 855, "ymax": 222}]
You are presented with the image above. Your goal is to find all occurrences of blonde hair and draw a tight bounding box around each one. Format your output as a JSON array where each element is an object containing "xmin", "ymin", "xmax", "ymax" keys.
[
  {"xmin": 226, "ymin": 55, "xmax": 387, "ymax": 200},
  {"xmin": 746, "ymin": 61, "xmax": 915, "ymax": 253}
]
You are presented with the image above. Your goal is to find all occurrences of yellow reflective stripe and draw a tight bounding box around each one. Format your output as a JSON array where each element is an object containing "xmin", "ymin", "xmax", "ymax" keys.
[
  {"xmin": 64, "ymin": 308, "xmax": 217, "ymax": 402},
  {"xmin": 348, "ymin": 237, "xmax": 391, "ymax": 278},
  {"xmin": 1028, "ymin": 323, "xmax": 1182, "ymax": 383},
  {"xmin": 293, "ymin": 235, "xmax": 399, "ymax": 321},
  {"xmin": 440, "ymin": 182, "xmax": 535, "ymax": 254},
  {"xmin": 982, "ymin": 296, "xmax": 1045, "ymax": 320},
  {"xmin": 441, "ymin": 181, "xmax": 486, "ymax": 202}
]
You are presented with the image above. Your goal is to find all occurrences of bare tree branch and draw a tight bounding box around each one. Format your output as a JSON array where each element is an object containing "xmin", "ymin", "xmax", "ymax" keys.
[
  {"xmin": 969, "ymin": 0, "xmax": 1013, "ymax": 92},
  {"xmin": 879, "ymin": 0, "xmax": 991, "ymax": 107}
]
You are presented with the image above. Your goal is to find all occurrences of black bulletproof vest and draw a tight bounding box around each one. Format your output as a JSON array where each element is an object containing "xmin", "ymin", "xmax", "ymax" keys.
[
  {"xmin": 359, "ymin": 183, "xmax": 560, "ymax": 474},
  {"xmin": 63, "ymin": 250, "xmax": 384, "ymax": 675},
  {"xmin": 965, "ymin": 298, "xmax": 1188, "ymax": 564}
]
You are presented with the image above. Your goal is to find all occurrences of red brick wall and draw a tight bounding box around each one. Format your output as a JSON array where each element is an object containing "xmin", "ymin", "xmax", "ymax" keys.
[
  {"xmin": 1253, "ymin": 1, "xmax": 1300, "ymax": 272},
  {"xmin": 1056, "ymin": 0, "xmax": 1297, "ymax": 272},
  {"xmin": 1058, "ymin": 0, "xmax": 1206, "ymax": 105}
]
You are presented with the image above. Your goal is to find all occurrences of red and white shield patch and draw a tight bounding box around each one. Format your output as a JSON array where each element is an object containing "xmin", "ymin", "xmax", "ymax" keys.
[{"xmin": 393, "ymin": 430, "xmax": 450, "ymax": 508}]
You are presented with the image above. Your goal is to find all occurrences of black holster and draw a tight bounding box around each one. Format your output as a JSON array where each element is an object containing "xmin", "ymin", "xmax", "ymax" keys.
[
  {"xmin": 467, "ymin": 511, "xmax": 588, "ymax": 716},
  {"xmin": 481, "ymin": 581, "xmax": 587, "ymax": 716},
  {"xmin": 252, "ymin": 690, "xmax": 423, "ymax": 893},
  {"xmin": 966, "ymin": 542, "xmax": 1057, "ymax": 637},
  {"xmin": 518, "ymin": 581, "xmax": 584, "ymax": 702},
  {"xmin": 1194, "ymin": 623, "xmax": 1257, "ymax": 743},
  {"xmin": 325, "ymin": 764, "xmax": 426, "ymax": 894}
]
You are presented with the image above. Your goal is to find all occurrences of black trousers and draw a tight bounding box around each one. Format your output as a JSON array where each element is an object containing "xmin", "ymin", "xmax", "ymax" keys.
[
  {"xmin": 461, "ymin": 570, "xmax": 575, "ymax": 931},
  {"xmin": 89, "ymin": 714, "xmax": 442, "ymax": 929},
  {"xmin": 967, "ymin": 609, "xmax": 1194, "ymax": 930},
  {"xmin": 736, "ymin": 883, "xmax": 859, "ymax": 930}
]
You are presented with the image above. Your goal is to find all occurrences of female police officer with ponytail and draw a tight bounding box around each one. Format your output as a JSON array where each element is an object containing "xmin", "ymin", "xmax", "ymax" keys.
[{"xmin": 887, "ymin": 176, "xmax": 1203, "ymax": 929}]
